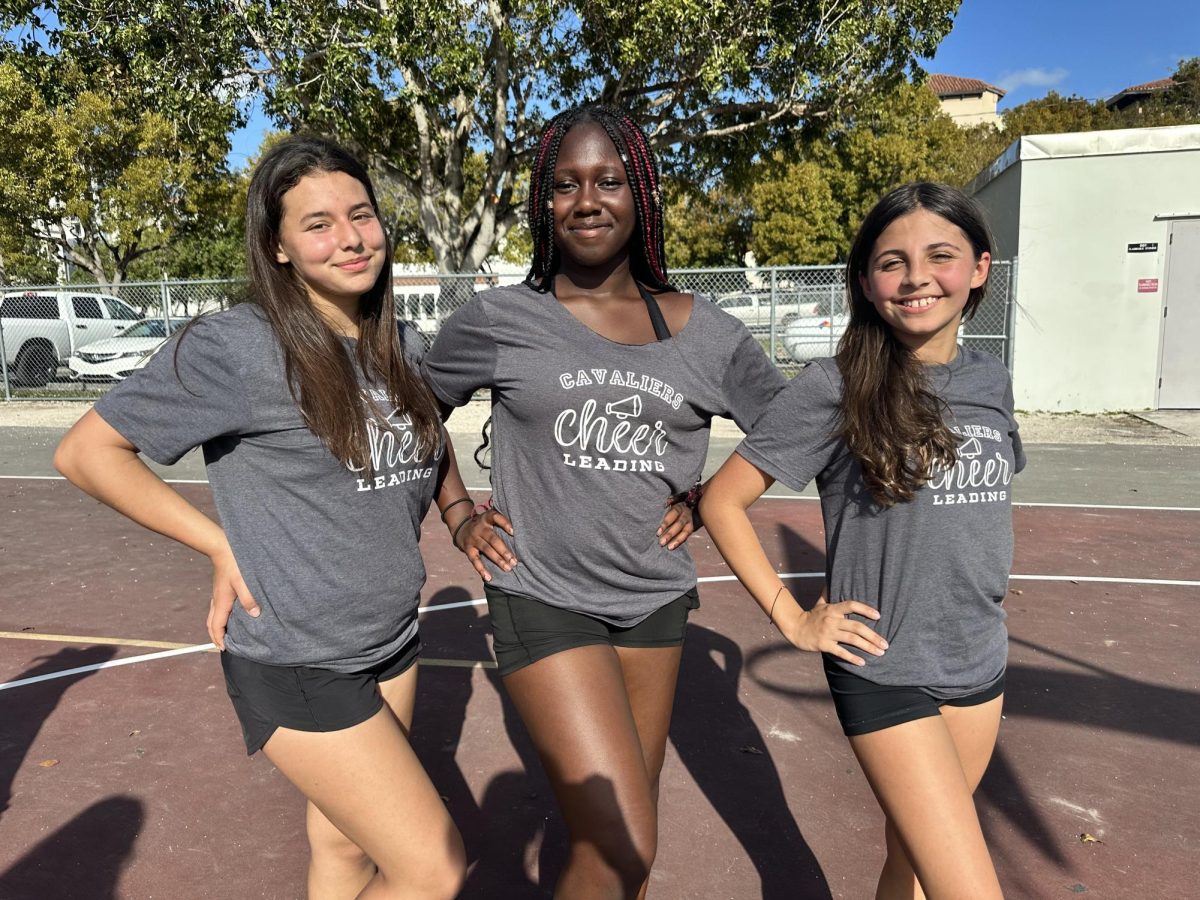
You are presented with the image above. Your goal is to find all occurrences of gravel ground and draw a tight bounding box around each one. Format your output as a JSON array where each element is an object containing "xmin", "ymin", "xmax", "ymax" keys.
[{"xmin": 2, "ymin": 399, "xmax": 1197, "ymax": 445}]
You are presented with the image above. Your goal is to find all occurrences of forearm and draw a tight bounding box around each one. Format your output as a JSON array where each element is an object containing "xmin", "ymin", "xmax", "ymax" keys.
[
  {"xmin": 435, "ymin": 435, "xmax": 477, "ymax": 542},
  {"xmin": 55, "ymin": 418, "xmax": 225, "ymax": 559},
  {"xmin": 700, "ymin": 493, "xmax": 792, "ymax": 616}
]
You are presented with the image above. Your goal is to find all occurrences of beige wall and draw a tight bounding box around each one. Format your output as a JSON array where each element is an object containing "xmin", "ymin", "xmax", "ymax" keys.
[
  {"xmin": 974, "ymin": 143, "xmax": 1198, "ymax": 411},
  {"xmin": 938, "ymin": 93, "xmax": 1001, "ymax": 127}
]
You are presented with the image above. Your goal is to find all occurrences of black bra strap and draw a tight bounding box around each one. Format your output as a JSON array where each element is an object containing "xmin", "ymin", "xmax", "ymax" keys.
[{"xmin": 637, "ymin": 284, "xmax": 672, "ymax": 341}]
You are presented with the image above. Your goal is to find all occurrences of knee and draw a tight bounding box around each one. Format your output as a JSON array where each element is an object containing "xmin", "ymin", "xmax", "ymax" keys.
[
  {"xmin": 381, "ymin": 830, "xmax": 466, "ymax": 900},
  {"xmin": 306, "ymin": 807, "xmax": 370, "ymax": 870}
]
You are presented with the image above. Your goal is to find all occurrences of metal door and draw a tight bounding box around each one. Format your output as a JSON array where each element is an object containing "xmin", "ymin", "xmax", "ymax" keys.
[{"xmin": 1159, "ymin": 220, "xmax": 1200, "ymax": 408}]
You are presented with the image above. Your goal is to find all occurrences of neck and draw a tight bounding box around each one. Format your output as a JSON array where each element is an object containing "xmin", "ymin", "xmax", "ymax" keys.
[
  {"xmin": 553, "ymin": 251, "xmax": 638, "ymax": 299},
  {"xmin": 307, "ymin": 291, "xmax": 361, "ymax": 338},
  {"xmin": 901, "ymin": 326, "xmax": 960, "ymax": 365}
]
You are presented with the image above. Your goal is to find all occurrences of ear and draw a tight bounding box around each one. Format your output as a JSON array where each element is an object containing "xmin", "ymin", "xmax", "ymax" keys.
[
  {"xmin": 970, "ymin": 251, "xmax": 991, "ymax": 289},
  {"xmin": 275, "ymin": 244, "xmax": 290, "ymax": 265},
  {"xmin": 858, "ymin": 271, "xmax": 872, "ymax": 300}
]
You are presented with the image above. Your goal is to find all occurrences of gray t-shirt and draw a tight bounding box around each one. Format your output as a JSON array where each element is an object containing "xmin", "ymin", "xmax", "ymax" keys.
[
  {"xmin": 737, "ymin": 349, "xmax": 1025, "ymax": 697},
  {"xmin": 422, "ymin": 282, "xmax": 786, "ymax": 625},
  {"xmin": 95, "ymin": 303, "xmax": 441, "ymax": 671}
]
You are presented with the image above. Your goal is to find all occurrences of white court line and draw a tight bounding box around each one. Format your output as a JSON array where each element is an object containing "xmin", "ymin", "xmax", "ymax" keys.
[
  {"xmin": 7, "ymin": 474, "xmax": 1200, "ymax": 512},
  {"xmin": 0, "ymin": 643, "xmax": 213, "ymax": 692},
  {"xmin": 2, "ymin": 569, "xmax": 1196, "ymax": 692}
]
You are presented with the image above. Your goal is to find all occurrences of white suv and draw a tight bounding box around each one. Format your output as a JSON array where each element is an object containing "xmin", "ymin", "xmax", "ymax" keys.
[{"xmin": 0, "ymin": 290, "xmax": 142, "ymax": 386}]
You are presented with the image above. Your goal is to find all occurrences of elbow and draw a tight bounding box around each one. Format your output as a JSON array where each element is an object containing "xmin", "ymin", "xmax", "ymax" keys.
[{"xmin": 53, "ymin": 434, "xmax": 79, "ymax": 481}]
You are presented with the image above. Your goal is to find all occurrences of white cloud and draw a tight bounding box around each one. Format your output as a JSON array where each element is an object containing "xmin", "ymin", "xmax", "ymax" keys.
[{"xmin": 997, "ymin": 67, "xmax": 1069, "ymax": 93}]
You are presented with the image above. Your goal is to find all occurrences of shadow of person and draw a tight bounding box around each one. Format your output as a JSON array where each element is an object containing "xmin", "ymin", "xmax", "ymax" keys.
[
  {"xmin": 672, "ymin": 622, "xmax": 833, "ymax": 900},
  {"xmin": 0, "ymin": 795, "xmax": 144, "ymax": 900},
  {"xmin": 0, "ymin": 645, "xmax": 118, "ymax": 819},
  {"xmin": 412, "ymin": 586, "xmax": 557, "ymax": 896}
]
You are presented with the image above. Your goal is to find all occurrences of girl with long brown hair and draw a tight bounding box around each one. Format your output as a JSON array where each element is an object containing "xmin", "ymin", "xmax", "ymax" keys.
[
  {"xmin": 421, "ymin": 103, "xmax": 786, "ymax": 898},
  {"xmin": 701, "ymin": 182, "xmax": 1022, "ymax": 898},
  {"xmin": 54, "ymin": 135, "xmax": 510, "ymax": 899}
]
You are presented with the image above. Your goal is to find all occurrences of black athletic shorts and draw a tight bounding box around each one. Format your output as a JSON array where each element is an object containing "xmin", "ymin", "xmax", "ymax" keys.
[
  {"xmin": 823, "ymin": 654, "xmax": 1006, "ymax": 737},
  {"xmin": 221, "ymin": 632, "xmax": 421, "ymax": 755},
  {"xmin": 485, "ymin": 585, "xmax": 699, "ymax": 677}
]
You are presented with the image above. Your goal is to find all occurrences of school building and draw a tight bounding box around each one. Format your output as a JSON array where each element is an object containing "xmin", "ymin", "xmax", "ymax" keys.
[{"xmin": 968, "ymin": 124, "xmax": 1200, "ymax": 412}]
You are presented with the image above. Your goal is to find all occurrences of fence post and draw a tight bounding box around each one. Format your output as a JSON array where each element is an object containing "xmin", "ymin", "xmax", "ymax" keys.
[
  {"xmin": 768, "ymin": 268, "xmax": 778, "ymax": 362},
  {"xmin": 0, "ymin": 314, "xmax": 11, "ymax": 401},
  {"xmin": 1005, "ymin": 259, "xmax": 1018, "ymax": 372},
  {"xmin": 161, "ymin": 278, "xmax": 172, "ymax": 330}
]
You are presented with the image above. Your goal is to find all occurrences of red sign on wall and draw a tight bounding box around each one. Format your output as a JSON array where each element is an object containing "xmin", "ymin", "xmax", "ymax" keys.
[{"xmin": 1137, "ymin": 278, "xmax": 1159, "ymax": 293}]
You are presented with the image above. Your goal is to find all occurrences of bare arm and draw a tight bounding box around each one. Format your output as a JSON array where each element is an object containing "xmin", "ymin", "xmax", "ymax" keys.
[
  {"xmin": 434, "ymin": 433, "xmax": 516, "ymax": 582},
  {"xmin": 698, "ymin": 452, "xmax": 887, "ymax": 666},
  {"xmin": 54, "ymin": 409, "xmax": 259, "ymax": 649}
]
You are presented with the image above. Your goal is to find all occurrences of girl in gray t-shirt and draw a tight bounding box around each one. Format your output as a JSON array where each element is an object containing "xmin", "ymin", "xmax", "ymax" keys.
[
  {"xmin": 422, "ymin": 103, "xmax": 785, "ymax": 896},
  {"xmin": 702, "ymin": 183, "xmax": 1022, "ymax": 899},
  {"xmin": 54, "ymin": 136, "xmax": 506, "ymax": 896}
]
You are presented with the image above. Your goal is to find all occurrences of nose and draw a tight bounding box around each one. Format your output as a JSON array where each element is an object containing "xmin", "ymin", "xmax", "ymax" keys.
[
  {"xmin": 902, "ymin": 260, "xmax": 931, "ymax": 289},
  {"xmin": 335, "ymin": 218, "xmax": 365, "ymax": 250},
  {"xmin": 573, "ymin": 181, "xmax": 601, "ymax": 215}
]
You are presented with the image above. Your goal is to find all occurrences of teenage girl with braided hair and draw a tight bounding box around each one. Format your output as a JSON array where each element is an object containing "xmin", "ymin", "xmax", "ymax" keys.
[
  {"xmin": 422, "ymin": 103, "xmax": 786, "ymax": 898},
  {"xmin": 54, "ymin": 135, "xmax": 513, "ymax": 899},
  {"xmin": 701, "ymin": 182, "xmax": 1022, "ymax": 898}
]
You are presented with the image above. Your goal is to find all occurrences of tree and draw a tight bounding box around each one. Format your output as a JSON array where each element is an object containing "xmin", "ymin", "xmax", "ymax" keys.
[
  {"xmin": 25, "ymin": 0, "xmax": 962, "ymax": 273},
  {"xmin": 0, "ymin": 48, "xmax": 240, "ymax": 289},
  {"xmin": 663, "ymin": 182, "xmax": 751, "ymax": 269},
  {"xmin": 748, "ymin": 159, "xmax": 841, "ymax": 265}
]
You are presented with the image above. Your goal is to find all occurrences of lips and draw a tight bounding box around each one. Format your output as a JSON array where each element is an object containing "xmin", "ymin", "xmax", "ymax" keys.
[
  {"xmin": 568, "ymin": 222, "xmax": 612, "ymax": 236},
  {"xmin": 335, "ymin": 257, "xmax": 372, "ymax": 271}
]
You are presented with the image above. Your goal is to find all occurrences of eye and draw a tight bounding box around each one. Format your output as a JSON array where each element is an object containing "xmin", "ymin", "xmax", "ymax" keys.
[
  {"xmin": 352, "ymin": 211, "xmax": 376, "ymax": 223},
  {"xmin": 307, "ymin": 222, "xmax": 330, "ymax": 232},
  {"xmin": 599, "ymin": 178, "xmax": 624, "ymax": 189},
  {"xmin": 879, "ymin": 259, "xmax": 903, "ymax": 271},
  {"xmin": 553, "ymin": 180, "xmax": 577, "ymax": 192}
]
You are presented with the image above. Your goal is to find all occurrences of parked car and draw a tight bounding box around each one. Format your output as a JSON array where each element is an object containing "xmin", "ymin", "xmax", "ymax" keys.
[
  {"xmin": 713, "ymin": 286, "xmax": 843, "ymax": 333},
  {"xmin": 0, "ymin": 290, "xmax": 142, "ymax": 386},
  {"xmin": 781, "ymin": 311, "xmax": 850, "ymax": 362},
  {"xmin": 67, "ymin": 317, "xmax": 190, "ymax": 382}
]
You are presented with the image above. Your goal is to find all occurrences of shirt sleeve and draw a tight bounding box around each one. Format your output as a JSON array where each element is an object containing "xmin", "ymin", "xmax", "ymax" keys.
[
  {"xmin": 94, "ymin": 316, "xmax": 253, "ymax": 465},
  {"xmin": 719, "ymin": 325, "xmax": 789, "ymax": 432},
  {"xmin": 420, "ymin": 297, "xmax": 499, "ymax": 408},
  {"xmin": 735, "ymin": 361, "xmax": 843, "ymax": 492},
  {"xmin": 1003, "ymin": 377, "xmax": 1026, "ymax": 474},
  {"xmin": 398, "ymin": 319, "xmax": 427, "ymax": 366}
]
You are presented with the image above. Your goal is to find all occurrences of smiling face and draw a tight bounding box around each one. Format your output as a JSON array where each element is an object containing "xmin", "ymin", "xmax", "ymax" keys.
[
  {"xmin": 859, "ymin": 208, "xmax": 991, "ymax": 363},
  {"xmin": 550, "ymin": 122, "xmax": 637, "ymax": 273},
  {"xmin": 274, "ymin": 169, "xmax": 387, "ymax": 313}
]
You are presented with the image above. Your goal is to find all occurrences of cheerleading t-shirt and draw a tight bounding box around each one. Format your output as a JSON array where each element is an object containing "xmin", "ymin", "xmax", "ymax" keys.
[
  {"xmin": 96, "ymin": 304, "xmax": 441, "ymax": 671},
  {"xmin": 737, "ymin": 350, "xmax": 1024, "ymax": 697},
  {"xmin": 422, "ymin": 282, "xmax": 786, "ymax": 625}
]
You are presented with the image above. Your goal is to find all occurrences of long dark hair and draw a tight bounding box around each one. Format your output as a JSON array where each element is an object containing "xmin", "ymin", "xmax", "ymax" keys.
[
  {"xmin": 524, "ymin": 103, "xmax": 673, "ymax": 292},
  {"xmin": 242, "ymin": 134, "xmax": 441, "ymax": 468},
  {"xmin": 837, "ymin": 181, "xmax": 993, "ymax": 507}
]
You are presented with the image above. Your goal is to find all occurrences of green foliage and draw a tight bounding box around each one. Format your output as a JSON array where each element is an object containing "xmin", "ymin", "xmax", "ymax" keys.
[
  {"xmin": 11, "ymin": 0, "xmax": 959, "ymax": 272},
  {"xmin": 749, "ymin": 158, "xmax": 841, "ymax": 265},
  {"xmin": 663, "ymin": 182, "xmax": 752, "ymax": 268}
]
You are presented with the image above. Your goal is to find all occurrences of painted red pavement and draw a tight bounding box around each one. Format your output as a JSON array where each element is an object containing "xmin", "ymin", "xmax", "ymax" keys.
[{"xmin": 1, "ymin": 478, "xmax": 1197, "ymax": 898}]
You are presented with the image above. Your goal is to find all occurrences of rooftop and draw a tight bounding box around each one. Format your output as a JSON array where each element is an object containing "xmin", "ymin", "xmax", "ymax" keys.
[{"xmin": 927, "ymin": 73, "xmax": 1006, "ymax": 99}]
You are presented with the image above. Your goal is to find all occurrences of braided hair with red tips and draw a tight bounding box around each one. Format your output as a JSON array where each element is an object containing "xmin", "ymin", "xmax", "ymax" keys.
[{"xmin": 524, "ymin": 104, "xmax": 674, "ymax": 293}]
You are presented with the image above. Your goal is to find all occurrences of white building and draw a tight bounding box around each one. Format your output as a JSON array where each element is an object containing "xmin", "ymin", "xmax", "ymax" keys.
[
  {"xmin": 928, "ymin": 74, "xmax": 1005, "ymax": 128},
  {"xmin": 968, "ymin": 124, "xmax": 1200, "ymax": 411}
]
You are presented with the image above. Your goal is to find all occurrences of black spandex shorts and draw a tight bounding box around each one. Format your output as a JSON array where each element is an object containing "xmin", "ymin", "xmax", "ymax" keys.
[
  {"xmin": 221, "ymin": 632, "xmax": 421, "ymax": 755},
  {"xmin": 485, "ymin": 585, "xmax": 699, "ymax": 677},
  {"xmin": 823, "ymin": 654, "xmax": 1006, "ymax": 737}
]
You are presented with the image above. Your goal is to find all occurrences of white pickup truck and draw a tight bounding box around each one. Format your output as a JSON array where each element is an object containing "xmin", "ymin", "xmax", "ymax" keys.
[{"xmin": 0, "ymin": 290, "xmax": 143, "ymax": 387}]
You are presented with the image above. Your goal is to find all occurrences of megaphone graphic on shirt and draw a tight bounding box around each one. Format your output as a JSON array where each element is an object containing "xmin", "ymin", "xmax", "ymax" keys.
[
  {"xmin": 605, "ymin": 395, "xmax": 642, "ymax": 420},
  {"xmin": 958, "ymin": 436, "xmax": 983, "ymax": 459}
]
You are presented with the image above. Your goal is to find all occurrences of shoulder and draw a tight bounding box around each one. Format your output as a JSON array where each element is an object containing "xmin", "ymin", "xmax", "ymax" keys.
[
  {"xmin": 958, "ymin": 347, "xmax": 1011, "ymax": 384},
  {"xmin": 687, "ymin": 292, "xmax": 749, "ymax": 336},
  {"xmin": 176, "ymin": 303, "xmax": 272, "ymax": 352}
]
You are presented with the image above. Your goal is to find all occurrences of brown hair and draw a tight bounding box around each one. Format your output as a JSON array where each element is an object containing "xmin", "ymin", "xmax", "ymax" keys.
[
  {"xmin": 241, "ymin": 135, "xmax": 441, "ymax": 468},
  {"xmin": 837, "ymin": 182, "xmax": 993, "ymax": 507}
]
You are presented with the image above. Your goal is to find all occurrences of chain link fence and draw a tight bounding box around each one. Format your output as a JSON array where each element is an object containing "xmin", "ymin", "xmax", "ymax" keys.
[{"xmin": 1, "ymin": 263, "xmax": 1015, "ymax": 399}]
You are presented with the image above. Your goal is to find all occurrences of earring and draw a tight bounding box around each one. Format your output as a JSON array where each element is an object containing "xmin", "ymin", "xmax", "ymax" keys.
[{"xmin": 546, "ymin": 200, "xmax": 553, "ymax": 209}]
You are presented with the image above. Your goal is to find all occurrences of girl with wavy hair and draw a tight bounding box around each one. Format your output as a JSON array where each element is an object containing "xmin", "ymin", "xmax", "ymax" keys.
[{"xmin": 702, "ymin": 182, "xmax": 1022, "ymax": 899}]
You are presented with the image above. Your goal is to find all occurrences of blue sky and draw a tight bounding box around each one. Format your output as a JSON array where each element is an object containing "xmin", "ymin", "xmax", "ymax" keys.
[
  {"xmin": 228, "ymin": 0, "xmax": 1197, "ymax": 166},
  {"xmin": 921, "ymin": 0, "xmax": 1196, "ymax": 108}
]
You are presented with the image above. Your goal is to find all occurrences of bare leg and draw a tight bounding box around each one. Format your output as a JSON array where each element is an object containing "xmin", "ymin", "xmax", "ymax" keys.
[
  {"xmin": 502, "ymin": 643, "xmax": 683, "ymax": 900},
  {"xmin": 614, "ymin": 645, "xmax": 683, "ymax": 900},
  {"xmin": 850, "ymin": 695, "xmax": 1004, "ymax": 900},
  {"xmin": 265, "ymin": 664, "xmax": 465, "ymax": 900}
]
